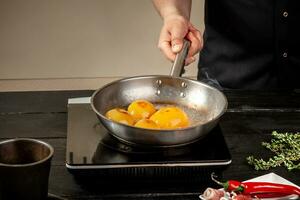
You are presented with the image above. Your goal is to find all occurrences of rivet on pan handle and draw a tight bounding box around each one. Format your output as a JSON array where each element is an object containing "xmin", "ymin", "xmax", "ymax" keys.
[{"xmin": 170, "ymin": 39, "xmax": 191, "ymax": 77}]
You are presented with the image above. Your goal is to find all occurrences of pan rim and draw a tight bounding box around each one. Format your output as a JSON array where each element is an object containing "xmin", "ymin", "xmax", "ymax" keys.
[{"xmin": 90, "ymin": 75, "xmax": 228, "ymax": 132}]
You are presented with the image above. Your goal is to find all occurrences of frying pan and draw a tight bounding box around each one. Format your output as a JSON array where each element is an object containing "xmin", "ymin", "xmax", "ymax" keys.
[{"xmin": 91, "ymin": 40, "xmax": 227, "ymax": 147}]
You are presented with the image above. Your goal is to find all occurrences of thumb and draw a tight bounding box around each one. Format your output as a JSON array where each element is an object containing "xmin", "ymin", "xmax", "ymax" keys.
[
  {"xmin": 170, "ymin": 26, "xmax": 187, "ymax": 53},
  {"xmin": 171, "ymin": 38, "xmax": 183, "ymax": 53}
]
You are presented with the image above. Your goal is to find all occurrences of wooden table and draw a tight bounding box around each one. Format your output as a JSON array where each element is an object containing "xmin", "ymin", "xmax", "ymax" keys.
[{"xmin": 0, "ymin": 90, "xmax": 299, "ymax": 199}]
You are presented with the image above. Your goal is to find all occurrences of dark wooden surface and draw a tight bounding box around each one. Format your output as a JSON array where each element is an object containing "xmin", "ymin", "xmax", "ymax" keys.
[{"xmin": 0, "ymin": 90, "xmax": 300, "ymax": 200}]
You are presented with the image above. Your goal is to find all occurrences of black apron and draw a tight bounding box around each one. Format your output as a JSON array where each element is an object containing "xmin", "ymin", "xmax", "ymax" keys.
[{"xmin": 198, "ymin": 0, "xmax": 300, "ymax": 89}]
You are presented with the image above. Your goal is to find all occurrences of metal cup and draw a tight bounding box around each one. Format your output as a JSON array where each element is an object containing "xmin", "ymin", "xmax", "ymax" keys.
[{"xmin": 0, "ymin": 138, "xmax": 54, "ymax": 200}]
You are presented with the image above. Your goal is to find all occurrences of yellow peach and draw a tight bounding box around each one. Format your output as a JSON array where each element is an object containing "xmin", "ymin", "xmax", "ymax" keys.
[
  {"xmin": 134, "ymin": 119, "xmax": 160, "ymax": 129},
  {"xmin": 150, "ymin": 107, "xmax": 189, "ymax": 129},
  {"xmin": 127, "ymin": 100, "xmax": 156, "ymax": 121},
  {"xmin": 105, "ymin": 108, "xmax": 134, "ymax": 126}
]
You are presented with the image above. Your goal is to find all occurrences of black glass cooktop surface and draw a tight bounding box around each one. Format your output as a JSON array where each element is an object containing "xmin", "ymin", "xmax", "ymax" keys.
[{"xmin": 66, "ymin": 103, "xmax": 231, "ymax": 169}]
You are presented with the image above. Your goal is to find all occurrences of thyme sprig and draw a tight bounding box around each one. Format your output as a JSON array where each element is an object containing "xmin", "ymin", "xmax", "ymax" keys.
[{"xmin": 247, "ymin": 131, "xmax": 300, "ymax": 171}]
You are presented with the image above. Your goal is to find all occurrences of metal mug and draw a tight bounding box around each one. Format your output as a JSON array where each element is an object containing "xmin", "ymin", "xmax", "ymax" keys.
[{"xmin": 0, "ymin": 138, "xmax": 54, "ymax": 200}]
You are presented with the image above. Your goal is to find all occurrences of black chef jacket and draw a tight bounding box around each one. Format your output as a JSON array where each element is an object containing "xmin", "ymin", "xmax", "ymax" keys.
[{"xmin": 198, "ymin": 0, "xmax": 300, "ymax": 89}]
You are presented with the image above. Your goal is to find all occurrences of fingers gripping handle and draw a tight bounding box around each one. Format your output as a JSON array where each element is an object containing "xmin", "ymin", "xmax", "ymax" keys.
[{"xmin": 170, "ymin": 39, "xmax": 191, "ymax": 77}]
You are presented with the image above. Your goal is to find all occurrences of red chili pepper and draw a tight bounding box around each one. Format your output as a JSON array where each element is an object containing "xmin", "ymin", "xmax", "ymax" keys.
[
  {"xmin": 211, "ymin": 173, "xmax": 244, "ymax": 192},
  {"xmin": 241, "ymin": 181, "xmax": 300, "ymax": 197},
  {"xmin": 211, "ymin": 173, "xmax": 300, "ymax": 198}
]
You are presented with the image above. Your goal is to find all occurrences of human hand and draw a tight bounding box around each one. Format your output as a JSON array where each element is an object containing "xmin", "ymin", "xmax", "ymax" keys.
[{"xmin": 158, "ymin": 15, "xmax": 203, "ymax": 65}]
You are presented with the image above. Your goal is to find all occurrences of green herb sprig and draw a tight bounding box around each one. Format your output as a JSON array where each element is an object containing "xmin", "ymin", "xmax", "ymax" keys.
[{"xmin": 247, "ymin": 131, "xmax": 300, "ymax": 171}]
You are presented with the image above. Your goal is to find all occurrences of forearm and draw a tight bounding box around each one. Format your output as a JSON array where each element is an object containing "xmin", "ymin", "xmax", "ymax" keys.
[{"xmin": 152, "ymin": 0, "xmax": 192, "ymax": 20}]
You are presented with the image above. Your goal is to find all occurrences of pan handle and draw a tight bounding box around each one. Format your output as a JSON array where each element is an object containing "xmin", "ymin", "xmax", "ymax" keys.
[{"xmin": 170, "ymin": 39, "xmax": 191, "ymax": 77}]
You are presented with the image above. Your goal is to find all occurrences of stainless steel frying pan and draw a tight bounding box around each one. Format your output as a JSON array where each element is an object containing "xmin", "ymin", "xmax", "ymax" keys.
[{"xmin": 91, "ymin": 41, "xmax": 227, "ymax": 147}]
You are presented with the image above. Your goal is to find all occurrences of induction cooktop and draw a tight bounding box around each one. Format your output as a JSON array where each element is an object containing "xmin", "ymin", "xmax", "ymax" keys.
[{"xmin": 66, "ymin": 98, "xmax": 231, "ymax": 180}]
